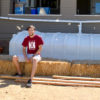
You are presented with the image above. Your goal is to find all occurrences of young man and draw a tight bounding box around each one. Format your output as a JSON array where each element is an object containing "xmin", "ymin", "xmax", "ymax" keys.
[{"xmin": 13, "ymin": 25, "xmax": 44, "ymax": 87}]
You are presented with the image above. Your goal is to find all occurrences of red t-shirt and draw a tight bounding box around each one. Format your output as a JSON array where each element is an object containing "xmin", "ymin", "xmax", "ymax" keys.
[{"xmin": 22, "ymin": 35, "xmax": 44, "ymax": 54}]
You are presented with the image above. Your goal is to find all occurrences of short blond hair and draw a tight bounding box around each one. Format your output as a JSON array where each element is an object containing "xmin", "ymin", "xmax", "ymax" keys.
[{"xmin": 27, "ymin": 25, "xmax": 36, "ymax": 30}]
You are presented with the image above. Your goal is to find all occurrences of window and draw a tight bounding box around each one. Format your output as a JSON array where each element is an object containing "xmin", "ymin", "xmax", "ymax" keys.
[
  {"xmin": 77, "ymin": 0, "xmax": 90, "ymax": 15},
  {"xmin": 11, "ymin": 0, "xmax": 60, "ymax": 14},
  {"xmin": 77, "ymin": 0, "xmax": 100, "ymax": 15}
]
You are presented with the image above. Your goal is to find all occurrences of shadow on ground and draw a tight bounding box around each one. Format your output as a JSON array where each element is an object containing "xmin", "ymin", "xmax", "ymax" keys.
[{"xmin": 0, "ymin": 79, "xmax": 26, "ymax": 88}]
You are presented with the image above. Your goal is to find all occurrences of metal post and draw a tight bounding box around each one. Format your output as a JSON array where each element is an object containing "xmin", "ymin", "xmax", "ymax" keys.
[{"xmin": 78, "ymin": 22, "xmax": 82, "ymax": 34}]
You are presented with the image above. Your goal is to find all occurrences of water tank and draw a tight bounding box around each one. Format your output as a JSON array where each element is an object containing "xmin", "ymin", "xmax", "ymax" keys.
[
  {"xmin": 15, "ymin": 3, "xmax": 25, "ymax": 14},
  {"xmin": 9, "ymin": 30, "xmax": 100, "ymax": 61},
  {"xmin": 31, "ymin": 8, "xmax": 37, "ymax": 14},
  {"xmin": 37, "ymin": 7, "xmax": 50, "ymax": 15}
]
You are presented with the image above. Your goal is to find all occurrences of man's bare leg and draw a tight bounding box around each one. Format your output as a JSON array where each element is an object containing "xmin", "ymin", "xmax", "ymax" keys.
[
  {"xmin": 30, "ymin": 58, "xmax": 38, "ymax": 80},
  {"xmin": 12, "ymin": 56, "xmax": 22, "ymax": 75},
  {"xmin": 26, "ymin": 58, "xmax": 38, "ymax": 87}
]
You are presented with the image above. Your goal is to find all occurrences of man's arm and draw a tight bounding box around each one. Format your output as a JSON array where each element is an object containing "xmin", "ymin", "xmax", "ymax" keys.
[
  {"xmin": 35, "ymin": 45, "xmax": 43, "ymax": 55},
  {"xmin": 23, "ymin": 47, "xmax": 29, "ymax": 62}
]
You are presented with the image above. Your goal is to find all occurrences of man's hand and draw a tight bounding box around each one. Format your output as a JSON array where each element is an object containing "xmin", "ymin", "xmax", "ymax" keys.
[
  {"xmin": 25, "ymin": 57, "xmax": 30, "ymax": 62},
  {"xmin": 35, "ymin": 45, "xmax": 43, "ymax": 55},
  {"xmin": 23, "ymin": 47, "xmax": 30, "ymax": 62},
  {"xmin": 29, "ymin": 56, "xmax": 34, "ymax": 62}
]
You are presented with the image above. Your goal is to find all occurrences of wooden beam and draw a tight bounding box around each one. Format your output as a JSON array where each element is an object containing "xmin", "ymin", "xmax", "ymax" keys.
[
  {"xmin": 15, "ymin": 79, "xmax": 100, "ymax": 88},
  {"xmin": 17, "ymin": 78, "xmax": 100, "ymax": 85},
  {"xmin": 0, "ymin": 75, "xmax": 30, "ymax": 80},
  {"xmin": 1, "ymin": 75, "xmax": 100, "ymax": 85},
  {"xmin": 52, "ymin": 75, "xmax": 100, "ymax": 81}
]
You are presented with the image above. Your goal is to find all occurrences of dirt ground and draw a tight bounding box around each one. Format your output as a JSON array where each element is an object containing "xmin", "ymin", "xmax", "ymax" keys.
[{"xmin": 0, "ymin": 79, "xmax": 100, "ymax": 100}]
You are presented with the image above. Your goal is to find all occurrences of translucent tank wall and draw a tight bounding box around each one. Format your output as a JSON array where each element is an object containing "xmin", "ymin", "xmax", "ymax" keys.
[{"xmin": 9, "ymin": 30, "xmax": 100, "ymax": 61}]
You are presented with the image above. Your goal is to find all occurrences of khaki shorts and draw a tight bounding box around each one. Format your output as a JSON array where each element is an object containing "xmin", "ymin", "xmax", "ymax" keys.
[{"xmin": 13, "ymin": 54, "xmax": 41, "ymax": 62}]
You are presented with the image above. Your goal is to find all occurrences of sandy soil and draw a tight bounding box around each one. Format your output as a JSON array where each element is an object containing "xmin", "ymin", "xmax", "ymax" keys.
[{"xmin": 0, "ymin": 79, "xmax": 100, "ymax": 100}]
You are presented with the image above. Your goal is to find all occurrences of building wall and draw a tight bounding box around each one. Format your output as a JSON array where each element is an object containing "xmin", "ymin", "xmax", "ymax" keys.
[
  {"xmin": 0, "ymin": 0, "xmax": 10, "ymax": 16},
  {"xmin": 61, "ymin": 0, "xmax": 76, "ymax": 19},
  {"xmin": 1, "ymin": 0, "xmax": 100, "ymax": 35},
  {"xmin": 1, "ymin": 0, "xmax": 100, "ymax": 20},
  {"xmin": 0, "ymin": 1, "xmax": 1, "ymax": 16},
  {"xmin": 1, "ymin": 0, "xmax": 100, "ymax": 54},
  {"xmin": 0, "ymin": 19, "xmax": 79, "ymax": 34}
]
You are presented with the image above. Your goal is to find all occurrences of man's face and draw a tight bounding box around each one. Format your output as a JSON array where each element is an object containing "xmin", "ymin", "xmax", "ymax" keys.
[{"xmin": 28, "ymin": 27, "xmax": 35, "ymax": 36}]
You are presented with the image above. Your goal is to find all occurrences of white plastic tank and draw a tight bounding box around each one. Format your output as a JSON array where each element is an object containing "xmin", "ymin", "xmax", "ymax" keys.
[{"xmin": 9, "ymin": 30, "xmax": 100, "ymax": 61}]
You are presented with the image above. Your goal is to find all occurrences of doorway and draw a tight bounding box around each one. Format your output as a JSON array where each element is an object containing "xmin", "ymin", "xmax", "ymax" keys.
[{"xmin": 77, "ymin": 0, "xmax": 90, "ymax": 14}]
